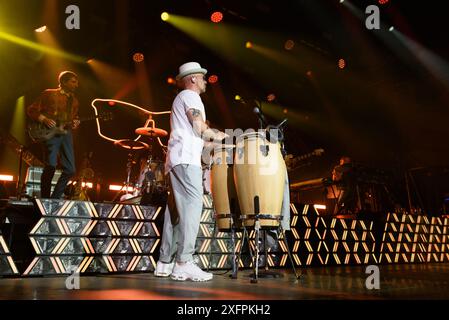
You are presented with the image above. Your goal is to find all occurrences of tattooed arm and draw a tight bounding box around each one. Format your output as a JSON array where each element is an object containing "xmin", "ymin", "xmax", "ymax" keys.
[{"xmin": 186, "ymin": 108, "xmax": 227, "ymax": 141}]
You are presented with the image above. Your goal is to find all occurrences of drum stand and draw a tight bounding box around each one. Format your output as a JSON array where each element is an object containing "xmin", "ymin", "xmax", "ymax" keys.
[
  {"xmin": 241, "ymin": 215, "xmax": 301, "ymax": 284},
  {"xmin": 207, "ymin": 207, "xmax": 301, "ymax": 284},
  {"xmin": 207, "ymin": 216, "xmax": 242, "ymax": 279},
  {"xmin": 112, "ymin": 152, "xmax": 136, "ymax": 202}
]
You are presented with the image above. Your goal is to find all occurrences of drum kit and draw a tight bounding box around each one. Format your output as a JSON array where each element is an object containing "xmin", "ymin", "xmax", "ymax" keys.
[
  {"xmin": 112, "ymin": 126, "xmax": 168, "ymax": 205},
  {"xmin": 209, "ymin": 131, "xmax": 300, "ymax": 283}
]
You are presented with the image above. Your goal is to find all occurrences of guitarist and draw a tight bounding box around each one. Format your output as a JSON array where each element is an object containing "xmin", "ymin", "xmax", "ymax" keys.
[{"xmin": 27, "ymin": 71, "xmax": 80, "ymax": 199}]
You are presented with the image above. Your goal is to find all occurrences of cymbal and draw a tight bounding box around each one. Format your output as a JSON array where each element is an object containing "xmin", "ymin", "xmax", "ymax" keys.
[
  {"xmin": 135, "ymin": 127, "xmax": 168, "ymax": 137},
  {"xmin": 114, "ymin": 139, "xmax": 149, "ymax": 150}
]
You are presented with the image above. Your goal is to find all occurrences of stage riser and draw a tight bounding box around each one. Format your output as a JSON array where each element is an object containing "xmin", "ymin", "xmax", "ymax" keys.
[
  {"xmin": 22, "ymin": 199, "xmax": 162, "ymax": 276},
  {"xmin": 196, "ymin": 202, "xmax": 448, "ymax": 269},
  {"xmin": 1, "ymin": 196, "xmax": 448, "ymax": 276},
  {"xmin": 0, "ymin": 229, "xmax": 20, "ymax": 276}
]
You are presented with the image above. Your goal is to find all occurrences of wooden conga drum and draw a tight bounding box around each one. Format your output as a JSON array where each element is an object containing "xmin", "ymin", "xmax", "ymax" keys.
[
  {"xmin": 211, "ymin": 144, "xmax": 241, "ymax": 231},
  {"xmin": 234, "ymin": 132, "xmax": 286, "ymax": 228}
]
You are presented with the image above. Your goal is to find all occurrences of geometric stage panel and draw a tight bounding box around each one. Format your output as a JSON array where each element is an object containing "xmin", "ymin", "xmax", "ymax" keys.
[
  {"xmin": 3, "ymin": 196, "xmax": 448, "ymax": 277},
  {"xmin": 23, "ymin": 199, "xmax": 163, "ymax": 276}
]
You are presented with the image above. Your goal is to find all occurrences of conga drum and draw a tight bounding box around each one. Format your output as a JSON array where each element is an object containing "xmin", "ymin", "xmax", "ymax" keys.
[
  {"xmin": 211, "ymin": 144, "xmax": 241, "ymax": 231},
  {"xmin": 234, "ymin": 132, "xmax": 286, "ymax": 228}
]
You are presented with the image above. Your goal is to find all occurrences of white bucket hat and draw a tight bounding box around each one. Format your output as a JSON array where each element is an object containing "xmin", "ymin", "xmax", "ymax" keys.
[{"xmin": 176, "ymin": 62, "xmax": 208, "ymax": 80}]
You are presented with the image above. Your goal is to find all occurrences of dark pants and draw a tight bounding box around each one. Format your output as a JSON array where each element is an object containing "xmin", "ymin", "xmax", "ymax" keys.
[{"xmin": 41, "ymin": 131, "xmax": 76, "ymax": 199}]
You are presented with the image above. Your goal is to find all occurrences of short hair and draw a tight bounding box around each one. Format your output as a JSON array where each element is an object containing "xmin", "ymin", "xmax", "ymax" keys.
[
  {"xmin": 58, "ymin": 71, "xmax": 78, "ymax": 85},
  {"xmin": 340, "ymin": 156, "xmax": 351, "ymax": 164}
]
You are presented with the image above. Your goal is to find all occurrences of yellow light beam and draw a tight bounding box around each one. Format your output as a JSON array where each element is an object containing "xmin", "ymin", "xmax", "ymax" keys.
[
  {"xmin": 35, "ymin": 28, "xmax": 74, "ymax": 80},
  {"xmin": 87, "ymin": 59, "xmax": 137, "ymax": 99},
  {"xmin": 10, "ymin": 96, "xmax": 26, "ymax": 145},
  {"xmin": 0, "ymin": 30, "xmax": 85, "ymax": 63}
]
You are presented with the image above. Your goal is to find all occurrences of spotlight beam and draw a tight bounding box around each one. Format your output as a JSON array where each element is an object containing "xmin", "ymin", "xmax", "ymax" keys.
[{"xmin": 0, "ymin": 30, "xmax": 85, "ymax": 63}]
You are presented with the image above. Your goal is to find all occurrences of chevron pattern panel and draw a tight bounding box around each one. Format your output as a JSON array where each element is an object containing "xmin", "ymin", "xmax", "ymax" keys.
[
  {"xmin": 379, "ymin": 212, "xmax": 449, "ymax": 264},
  {"xmin": 327, "ymin": 218, "xmax": 377, "ymax": 265},
  {"xmin": 288, "ymin": 204, "xmax": 378, "ymax": 267},
  {"xmin": 290, "ymin": 203, "xmax": 324, "ymax": 266},
  {"xmin": 0, "ymin": 229, "xmax": 19, "ymax": 276},
  {"xmin": 427, "ymin": 216, "xmax": 449, "ymax": 263},
  {"xmin": 23, "ymin": 199, "xmax": 163, "ymax": 276},
  {"xmin": 23, "ymin": 199, "xmax": 95, "ymax": 275}
]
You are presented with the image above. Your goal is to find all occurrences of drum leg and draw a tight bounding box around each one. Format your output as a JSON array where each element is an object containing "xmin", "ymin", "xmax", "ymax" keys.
[
  {"xmin": 239, "ymin": 224, "xmax": 255, "ymax": 280},
  {"xmin": 277, "ymin": 225, "xmax": 301, "ymax": 282},
  {"xmin": 251, "ymin": 219, "xmax": 260, "ymax": 284},
  {"xmin": 236, "ymin": 225, "xmax": 246, "ymax": 271},
  {"xmin": 250, "ymin": 196, "xmax": 261, "ymax": 283},
  {"xmin": 207, "ymin": 217, "xmax": 217, "ymax": 272},
  {"xmin": 236, "ymin": 226, "xmax": 246, "ymax": 269},
  {"xmin": 263, "ymin": 230, "xmax": 269, "ymax": 271},
  {"xmin": 230, "ymin": 218, "xmax": 238, "ymax": 279},
  {"xmin": 256, "ymin": 228, "xmax": 283, "ymax": 278}
]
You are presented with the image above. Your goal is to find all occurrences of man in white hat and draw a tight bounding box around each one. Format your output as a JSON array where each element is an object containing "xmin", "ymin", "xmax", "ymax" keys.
[{"xmin": 154, "ymin": 62, "xmax": 227, "ymax": 281}]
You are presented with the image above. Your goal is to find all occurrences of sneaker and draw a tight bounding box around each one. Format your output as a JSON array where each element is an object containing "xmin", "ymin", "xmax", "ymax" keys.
[
  {"xmin": 170, "ymin": 261, "xmax": 213, "ymax": 282},
  {"xmin": 154, "ymin": 260, "xmax": 174, "ymax": 277}
]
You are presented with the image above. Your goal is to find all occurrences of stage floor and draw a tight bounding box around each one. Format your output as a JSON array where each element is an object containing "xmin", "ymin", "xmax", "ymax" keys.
[{"xmin": 1, "ymin": 263, "xmax": 449, "ymax": 300}]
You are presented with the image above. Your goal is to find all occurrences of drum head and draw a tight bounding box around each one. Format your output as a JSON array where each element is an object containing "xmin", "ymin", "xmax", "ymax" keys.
[
  {"xmin": 236, "ymin": 131, "xmax": 266, "ymax": 142},
  {"xmin": 212, "ymin": 144, "xmax": 235, "ymax": 166}
]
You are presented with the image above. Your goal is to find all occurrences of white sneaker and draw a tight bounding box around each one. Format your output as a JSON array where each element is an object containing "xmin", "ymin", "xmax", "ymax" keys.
[
  {"xmin": 154, "ymin": 260, "xmax": 174, "ymax": 277},
  {"xmin": 170, "ymin": 261, "xmax": 213, "ymax": 282}
]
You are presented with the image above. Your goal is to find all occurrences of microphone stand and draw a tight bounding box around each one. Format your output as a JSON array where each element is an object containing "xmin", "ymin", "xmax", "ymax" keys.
[
  {"xmin": 16, "ymin": 146, "xmax": 26, "ymax": 200},
  {"xmin": 255, "ymin": 100, "xmax": 265, "ymax": 130}
]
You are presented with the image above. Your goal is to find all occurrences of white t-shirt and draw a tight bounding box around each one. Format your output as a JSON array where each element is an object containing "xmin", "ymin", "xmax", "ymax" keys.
[{"xmin": 165, "ymin": 89, "xmax": 206, "ymax": 173}]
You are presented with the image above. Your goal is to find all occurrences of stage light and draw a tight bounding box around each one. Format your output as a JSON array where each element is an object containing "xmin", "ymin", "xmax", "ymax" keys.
[
  {"xmin": 0, "ymin": 175, "xmax": 14, "ymax": 182},
  {"xmin": 210, "ymin": 11, "xmax": 223, "ymax": 23},
  {"xmin": 267, "ymin": 93, "xmax": 276, "ymax": 102},
  {"xmin": 161, "ymin": 12, "xmax": 170, "ymax": 21},
  {"xmin": 86, "ymin": 58, "xmax": 94, "ymax": 64},
  {"xmin": 339, "ymin": 0, "xmax": 345, "ymax": 3},
  {"xmin": 208, "ymin": 75, "xmax": 218, "ymax": 84},
  {"xmin": 338, "ymin": 58, "xmax": 346, "ymax": 69},
  {"xmin": 167, "ymin": 77, "xmax": 176, "ymax": 85},
  {"xmin": 68, "ymin": 181, "xmax": 93, "ymax": 188},
  {"xmin": 306, "ymin": 70, "xmax": 313, "ymax": 77},
  {"xmin": 35, "ymin": 26, "xmax": 47, "ymax": 33},
  {"xmin": 379, "ymin": 0, "xmax": 389, "ymax": 4},
  {"xmin": 245, "ymin": 41, "xmax": 253, "ymax": 49},
  {"xmin": 82, "ymin": 182, "xmax": 93, "ymax": 188},
  {"xmin": 283, "ymin": 108, "xmax": 288, "ymax": 114},
  {"xmin": 133, "ymin": 52, "xmax": 144, "ymax": 62},
  {"xmin": 284, "ymin": 40, "xmax": 295, "ymax": 50},
  {"xmin": 235, "ymin": 95, "xmax": 242, "ymax": 101},
  {"xmin": 108, "ymin": 101, "xmax": 116, "ymax": 106},
  {"xmin": 389, "ymin": 26, "xmax": 395, "ymax": 32},
  {"xmin": 314, "ymin": 204, "xmax": 326, "ymax": 210},
  {"xmin": 109, "ymin": 185, "xmax": 134, "ymax": 192}
]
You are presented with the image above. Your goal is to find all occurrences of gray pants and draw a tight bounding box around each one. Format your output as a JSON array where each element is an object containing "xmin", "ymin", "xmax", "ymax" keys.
[
  {"xmin": 281, "ymin": 171, "xmax": 291, "ymax": 231},
  {"xmin": 159, "ymin": 164, "xmax": 203, "ymax": 263}
]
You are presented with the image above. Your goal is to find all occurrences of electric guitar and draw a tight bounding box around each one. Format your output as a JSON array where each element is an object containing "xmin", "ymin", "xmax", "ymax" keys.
[
  {"xmin": 284, "ymin": 148, "xmax": 325, "ymax": 171},
  {"xmin": 28, "ymin": 112, "xmax": 112, "ymax": 142}
]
